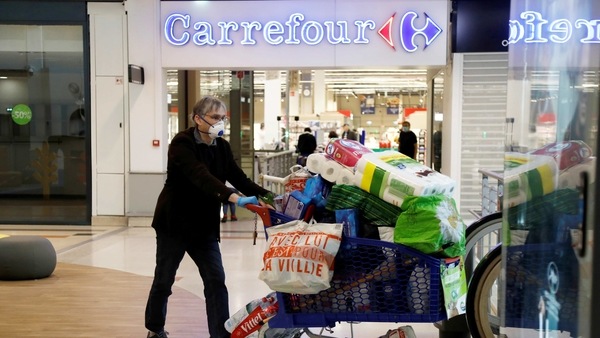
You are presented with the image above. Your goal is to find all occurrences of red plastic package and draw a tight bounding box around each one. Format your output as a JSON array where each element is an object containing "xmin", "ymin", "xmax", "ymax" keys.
[
  {"xmin": 325, "ymin": 139, "xmax": 373, "ymax": 167},
  {"xmin": 530, "ymin": 141, "xmax": 592, "ymax": 170},
  {"xmin": 231, "ymin": 303, "xmax": 278, "ymax": 337}
]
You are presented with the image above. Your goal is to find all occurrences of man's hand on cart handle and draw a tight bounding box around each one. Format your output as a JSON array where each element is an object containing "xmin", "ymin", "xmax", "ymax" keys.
[
  {"xmin": 236, "ymin": 196, "xmax": 258, "ymax": 207},
  {"xmin": 229, "ymin": 193, "xmax": 274, "ymax": 209}
]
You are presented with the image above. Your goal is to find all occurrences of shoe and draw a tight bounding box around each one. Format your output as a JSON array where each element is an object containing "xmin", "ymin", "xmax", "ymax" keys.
[
  {"xmin": 221, "ymin": 216, "xmax": 228, "ymax": 223},
  {"xmin": 231, "ymin": 215, "xmax": 238, "ymax": 221},
  {"xmin": 147, "ymin": 330, "xmax": 169, "ymax": 338}
]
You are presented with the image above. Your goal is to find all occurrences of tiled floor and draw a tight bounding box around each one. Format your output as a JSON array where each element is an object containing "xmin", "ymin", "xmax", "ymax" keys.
[{"xmin": 1, "ymin": 217, "xmax": 443, "ymax": 338}]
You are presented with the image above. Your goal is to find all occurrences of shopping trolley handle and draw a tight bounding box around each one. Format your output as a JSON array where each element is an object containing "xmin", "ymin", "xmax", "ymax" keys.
[
  {"xmin": 245, "ymin": 203, "xmax": 268, "ymax": 214},
  {"xmin": 245, "ymin": 204, "xmax": 271, "ymax": 224}
]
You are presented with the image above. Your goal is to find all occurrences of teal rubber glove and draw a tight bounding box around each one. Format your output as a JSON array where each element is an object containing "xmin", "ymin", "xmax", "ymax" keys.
[{"xmin": 237, "ymin": 196, "xmax": 259, "ymax": 207}]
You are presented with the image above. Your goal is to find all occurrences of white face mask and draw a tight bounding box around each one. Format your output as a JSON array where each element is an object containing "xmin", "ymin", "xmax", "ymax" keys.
[
  {"xmin": 402, "ymin": 126, "xmax": 409, "ymax": 132},
  {"xmin": 199, "ymin": 116, "xmax": 225, "ymax": 139},
  {"xmin": 207, "ymin": 120, "xmax": 225, "ymax": 139}
]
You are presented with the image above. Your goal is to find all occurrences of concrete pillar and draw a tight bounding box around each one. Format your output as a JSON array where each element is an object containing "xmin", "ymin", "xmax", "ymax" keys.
[
  {"xmin": 313, "ymin": 70, "xmax": 326, "ymax": 115},
  {"xmin": 264, "ymin": 70, "xmax": 281, "ymax": 145}
]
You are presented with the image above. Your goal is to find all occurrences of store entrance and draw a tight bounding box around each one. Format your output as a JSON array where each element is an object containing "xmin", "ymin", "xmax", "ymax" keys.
[{"xmin": 166, "ymin": 68, "xmax": 443, "ymax": 179}]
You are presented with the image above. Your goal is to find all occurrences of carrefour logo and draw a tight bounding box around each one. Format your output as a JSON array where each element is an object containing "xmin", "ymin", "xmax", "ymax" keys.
[
  {"xmin": 164, "ymin": 11, "xmax": 442, "ymax": 53},
  {"xmin": 506, "ymin": 11, "xmax": 600, "ymax": 45}
]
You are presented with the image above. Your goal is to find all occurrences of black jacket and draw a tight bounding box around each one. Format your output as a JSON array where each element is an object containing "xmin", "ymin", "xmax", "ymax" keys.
[
  {"xmin": 342, "ymin": 130, "xmax": 358, "ymax": 141},
  {"xmin": 151, "ymin": 127, "xmax": 269, "ymax": 238},
  {"xmin": 296, "ymin": 132, "xmax": 317, "ymax": 156}
]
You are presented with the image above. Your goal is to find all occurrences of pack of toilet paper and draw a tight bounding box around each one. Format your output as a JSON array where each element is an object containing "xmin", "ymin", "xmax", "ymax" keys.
[
  {"xmin": 530, "ymin": 140, "xmax": 592, "ymax": 170},
  {"xmin": 354, "ymin": 151, "xmax": 455, "ymax": 207},
  {"xmin": 504, "ymin": 152, "xmax": 559, "ymax": 208},
  {"xmin": 558, "ymin": 157, "xmax": 596, "ymax": 189},
  {"xmin": 325, "ymin": 139, "xmax": 373, "ymax": 167},
  {"xmin": 306, "ymin": 153, "xmax": 356, "ymax": 185}
]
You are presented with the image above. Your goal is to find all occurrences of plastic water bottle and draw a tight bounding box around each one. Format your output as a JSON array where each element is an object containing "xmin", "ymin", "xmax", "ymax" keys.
[{"xmin": 225, "ymin": 292, "xmax": 276, "ymax": 333}]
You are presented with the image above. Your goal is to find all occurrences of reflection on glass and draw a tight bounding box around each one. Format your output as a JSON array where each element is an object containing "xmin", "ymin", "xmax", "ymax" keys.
[
  {"xmin": 501, "ymin": 1, "xmax": 599, "ymax": 337},
  {"xmin": 0, "ymin": 25, "xmax": 87, "ymax": 224}
]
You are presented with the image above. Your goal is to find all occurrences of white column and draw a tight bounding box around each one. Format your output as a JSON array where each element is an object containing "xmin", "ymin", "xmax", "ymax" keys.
[
  {"xmin": 447, "ymin": 54, "xmax": 461, "ymax": 200},
  {"xmin": 313, "ymin": 70, "xmax": 326, "ymax": 115},
  {"xmin": 288, "ymin": 71, "xmax": 300, "ymax": 117},
  {"xmin": 264, "ymin": 70, "xmax": 281, "ymax": 144},
  {"xmin": 506, "ymin": 79, "xmax": 532, "ymax": 149}
]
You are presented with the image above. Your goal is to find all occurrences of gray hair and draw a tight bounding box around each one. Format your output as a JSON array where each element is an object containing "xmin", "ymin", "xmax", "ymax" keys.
[{"xmin": 190, "ymin": 96, "xmax": 227, "ymax": 126}]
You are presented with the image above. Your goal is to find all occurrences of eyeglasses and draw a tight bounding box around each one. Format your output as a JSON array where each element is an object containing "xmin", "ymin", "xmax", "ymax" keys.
[{"xmin": 204, "ymin": 114, "xmax": 228, "ymax": 123}]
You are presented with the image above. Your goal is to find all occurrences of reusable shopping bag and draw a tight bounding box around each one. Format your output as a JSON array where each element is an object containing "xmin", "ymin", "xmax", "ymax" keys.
[
  {"xmin": 258, "ymin": 220, "xmax": 343, "ymax": 294},
  {"xmin": 394, "ymin": 195, "xmax": 466, "ymax": 257},
  {"xmin": 284, "ymin": 165, "xmax": 313, "ymax": 193}
]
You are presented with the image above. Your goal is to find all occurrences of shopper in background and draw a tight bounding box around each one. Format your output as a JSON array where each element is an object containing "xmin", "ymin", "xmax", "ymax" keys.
[
  {"xmin": 221, "ymin": 183, "xmax": 239, "ymax": 222},
  {"xmin": 328, "ymin": 130, "xmax": 339, "ymax": 139},
  {"xmin": 295, "ymin": 127, "xmax": 317, "ymax": 166},
  {"xmin": 275, "ymin": 127, "xmax": 286, "ymax": 150},
  {"xmin": 145, "ymin": 96, "xmax": 271, "ymax": 338},
  {"xmin": 255, "ymin": 122, "xmax": 265, "ymax": 150},
  {"xmin": 398, "ymin": 121, "xmax": 418, "ymax": 160},
  {"xmin": 341, "ymin": 123, "xmax": 358, "ymax": 140}
]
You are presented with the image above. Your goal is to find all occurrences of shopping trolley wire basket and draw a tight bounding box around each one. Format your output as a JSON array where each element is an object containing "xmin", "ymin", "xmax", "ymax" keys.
[{"xmin": 246, "ymin": 205, "xmax": 452, "ymax": 329}]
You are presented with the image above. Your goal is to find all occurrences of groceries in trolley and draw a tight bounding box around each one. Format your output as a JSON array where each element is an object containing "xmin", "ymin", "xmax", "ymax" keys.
[
  {"xmin": 307, "ymin": 139, "xmax": 456, "ymax": 207},
  {"xmin": 324, "ymin": 138, "xmax": 373, "ymax": 167},
  {"xmin": 225, "ymin": 292, "xmax": 278, "ymax": 338},
  {"xmin": 355, "ymin": 151, "xmax": 455, "ymax": 207},
  {"xmin": 245, "ymin": 138, "xmax": 469, "ymax": 332},
  {"xmin": 271, "ymin": 137, "xmax": 465, "ymax": 258},
  {"xmin": 258, "ymin": 219, "xmax": 343, "ymax": 294}
]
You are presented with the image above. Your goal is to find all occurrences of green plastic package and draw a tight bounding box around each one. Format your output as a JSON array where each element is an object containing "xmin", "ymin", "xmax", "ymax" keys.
[
  {"xmin": 326, "ymin": 184, "xmax": 402, "ymax": 226},
  {"xmin": 394, "ymin": 195, "xmax": 466, "ymax": 258}
]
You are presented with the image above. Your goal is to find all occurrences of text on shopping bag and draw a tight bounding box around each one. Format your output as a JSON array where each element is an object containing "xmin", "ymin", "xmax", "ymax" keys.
[
  {"xmin": 262, "ymin": 230, "xmax": 340, "ymax": 276},
  {"xmin": 259, "ymin": 220, "xmax": 343, "ymax": 294}
]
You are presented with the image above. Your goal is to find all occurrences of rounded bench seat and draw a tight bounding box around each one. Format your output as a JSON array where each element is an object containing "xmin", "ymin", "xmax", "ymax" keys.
[{"xmin": 0, "ymin": 235, "xmax": 57, "ymax": 280}]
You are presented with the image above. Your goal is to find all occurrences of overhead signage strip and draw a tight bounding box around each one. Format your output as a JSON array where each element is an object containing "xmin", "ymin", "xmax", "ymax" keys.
[{"xmin": 163, "ymin": 10, "xmax": 443, "ymax": 53}]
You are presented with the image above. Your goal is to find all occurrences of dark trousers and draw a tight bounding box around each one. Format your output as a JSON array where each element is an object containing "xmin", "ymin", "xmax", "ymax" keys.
[{"xmin": 145, "ymin": 231, "xmax": 230, "ymax": 338}]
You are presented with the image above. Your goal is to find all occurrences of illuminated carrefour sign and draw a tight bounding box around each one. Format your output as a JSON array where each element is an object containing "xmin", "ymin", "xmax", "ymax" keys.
[
  {"xmin": 164, "ymin": 10, "xmax": 442, "ymax": 53},
  {"xmin": 160, "ymin": 1, "xmax": 448, "ymax": 68},
  {"xmin": 507, "ymin": 11, "xmax": 600, "ymax": 45}
]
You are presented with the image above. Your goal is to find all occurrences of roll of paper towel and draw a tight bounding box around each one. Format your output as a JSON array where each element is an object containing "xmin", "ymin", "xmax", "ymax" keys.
[
  {"xmin": 306, "ymin": 153, "xmax": 328, "ymax": 174},
  {"xmin": 381, "ymin": 188, "xmax": 408, "ymax": 207},
  {"xmin": 355, "ymin": 151, "xmax": 455, "ymax": 200},
  {"xmin": 321, "ymin": 157, "xmax": 344, "ymax": 183},
  {"xmin": 336, "ymin": 168, "xmax": 355, "ymax": 185},
  {"xmin": 353, "ymin": 170, "xmax": 411, "ymax": 207},
  {"xmin": 504, "ymin": 152, "xmax": 558, "ymax": 208}
]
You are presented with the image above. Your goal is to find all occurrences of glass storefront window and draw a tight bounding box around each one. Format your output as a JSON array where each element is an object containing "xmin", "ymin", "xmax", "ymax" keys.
[
  {"xmin": 0, "ymin": 24, "xmax": 88, "ymax": 224},
  {"xmin": 500, "ymin": 1, "xmax": 599, "ymax": 337}
]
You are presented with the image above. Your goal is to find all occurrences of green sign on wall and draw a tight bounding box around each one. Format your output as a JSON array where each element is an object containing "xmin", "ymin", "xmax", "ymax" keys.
[{"xmin": 11, "ymin": 104, "xmax": 32, "ymax": 125}]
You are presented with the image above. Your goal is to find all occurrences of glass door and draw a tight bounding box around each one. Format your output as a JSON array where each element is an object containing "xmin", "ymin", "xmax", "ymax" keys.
[
  {"xmin": 0, "ymin": 24, "xmax": 89, "ymax": 224},
  {"xmin": 501, "ymin": 1, "xmax": 599, "ymax": 337}
]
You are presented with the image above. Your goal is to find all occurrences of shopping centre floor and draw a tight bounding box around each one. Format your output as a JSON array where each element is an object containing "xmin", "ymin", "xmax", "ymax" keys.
[{"xmin": 0, "ymin": 212, "xmax": 442, "ymax": 338}]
